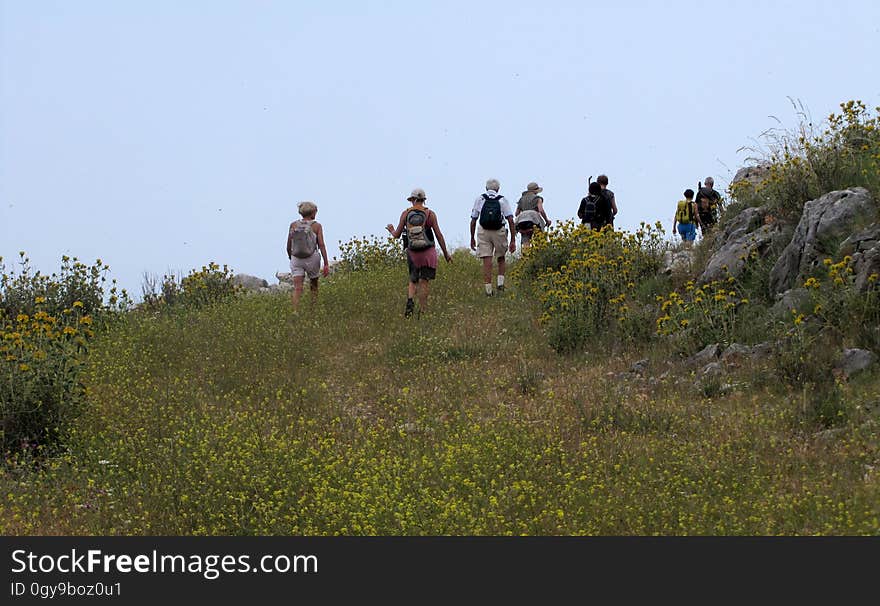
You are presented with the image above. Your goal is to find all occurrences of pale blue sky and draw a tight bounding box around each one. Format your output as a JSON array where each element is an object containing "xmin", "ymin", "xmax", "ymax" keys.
[{"xmin": 2, "ymin": 0, "xmax": 878, "ymax": 298}]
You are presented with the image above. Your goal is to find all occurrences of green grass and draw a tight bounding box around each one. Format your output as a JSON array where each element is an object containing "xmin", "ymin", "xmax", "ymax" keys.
[{"xmin": 2, "ymin": 251, "xmax": 878, "ymax": 535}]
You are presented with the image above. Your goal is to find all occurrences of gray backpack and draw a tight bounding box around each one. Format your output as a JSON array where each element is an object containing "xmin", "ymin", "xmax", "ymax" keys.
[
  {"xmin": 405, "ymin": 208, "xmax": 433, "ymax": 251},
  {"xmin": 290, "ymin": 220, "xmax": 318, "ymax": 258}
]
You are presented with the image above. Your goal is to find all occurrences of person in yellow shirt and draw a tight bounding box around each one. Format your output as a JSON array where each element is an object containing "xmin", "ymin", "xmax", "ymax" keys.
[{"xmin": 672, "ymin": 189, "xmax": 700, "ymax": 248}]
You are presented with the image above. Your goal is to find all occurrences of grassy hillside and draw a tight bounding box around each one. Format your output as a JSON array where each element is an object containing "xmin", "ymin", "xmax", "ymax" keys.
[
  {"xmin": 3, "ymin": 100, "xmax": 879, "ymax": 535},
  {"xmin": 2, "ymin": 249, "xmax": 878, "ymax": 535}
]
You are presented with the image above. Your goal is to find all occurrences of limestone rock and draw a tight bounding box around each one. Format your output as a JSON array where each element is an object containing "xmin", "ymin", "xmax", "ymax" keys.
[
  {"xmin": 836, "ymin": 348, "xmax": 877, "ymax": 379},
  {"xmin": 771, "ymin": 288, "xmax": 812, "ymax": 317},
  {"xmin": 769, "ymin": 188, "xmax": 877, "ymax": 295},
  {"xmin": 688, "ymin": 343, "xmax": 721, "ymax": 367},
  {"xmin": 721, "ymin": 343, "xmax": 753, "ymax": 364},
  {"xmin": 730, "ymin": 164, "xmax": 772, "ymax": 190},
  {"xmin": 721, "ymin": 206, "xmax": 767, "ymax": 242},
  {"xmin": 699, "ymin": 224, "xmax": 778, "ymax": 283},
  {"xmin": 232, "ymin": 274, "xmax": 269, "ymax": 291},
  {"xmin": 853, "ymin": 245, "xmax": 880, "ymax": 292},
  {"xmin": 749, "ymin": 342, "xmax": 774, "ymax": 360},
  {"xmin": 662, "ymin": 250, "xmax": 695, "ymax": 276},
  {"xmin": 276, "ymin": 271, "xmax": 295, "ymax": 284},
  {"xmin": 838, "ymin": 224, "xmax": 880, "ymax": 257}
]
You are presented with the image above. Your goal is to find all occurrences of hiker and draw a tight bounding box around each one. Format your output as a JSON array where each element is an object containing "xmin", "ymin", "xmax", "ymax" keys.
[
  {"xmin": 696, "ymin": 176, "xmax": 723, "ymax": 233},
  {"xmin": 470, "ymin": 178, "xmax": 516, "ymax": 296},
  {"xmin": 578, "ymin": 181, "xmax": 613, "ymax": 231},
  {"xmin": 673, "ymin": 189, "xmax": 700, "ymax": 248},
  {"xmin": 514, "ymin": 181, "xmax": 551, "ymax": 250},
  {"xmin": 287, "ymin": 201, "xmax": 330, "ymax": 310},
  {"xmin": 386, "ymin": 188, "xmax": 452, "ymax": 318},
  {"xmin": 596, "ymin": 174, "xmax": 618, "ymax": 227}
]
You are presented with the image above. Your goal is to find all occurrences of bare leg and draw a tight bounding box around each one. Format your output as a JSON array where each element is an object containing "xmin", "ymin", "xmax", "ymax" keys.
[
  {"xmin": 497, "ymin": 256, "xmax": 506, "ymax": 278},
  {"xmin": 309, "ymin": 278, "xmax": 319, "ymax": 304},
  {"xmin": 417, "ymin": 278, "xmax": 429, "ymax": 311},
  {"xmin": 292, "ymin": 275, "xmax": 305, "ymax": 309},
  {"xmin": 408, "ymin": 281, "xmax": 417, "ymax": 299},
  {"xmin": 482, "ymin": 256, "xmax": 493, "ymax": 285}
]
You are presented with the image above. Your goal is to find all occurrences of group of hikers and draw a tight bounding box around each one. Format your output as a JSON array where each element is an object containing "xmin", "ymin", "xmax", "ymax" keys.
[
  {"xmin": 671, "ymin": 177, "xmax": 725, "ymax": 248},
  {"xmin": 285, "ymin": 175, "xmax": 725, "ymax": 315}
]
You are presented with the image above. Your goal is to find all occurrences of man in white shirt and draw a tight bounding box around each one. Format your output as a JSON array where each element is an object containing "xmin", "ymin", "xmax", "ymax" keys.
[{"xmin": 469, "ymin": 178, "xmax": 516, "ymax": 296}]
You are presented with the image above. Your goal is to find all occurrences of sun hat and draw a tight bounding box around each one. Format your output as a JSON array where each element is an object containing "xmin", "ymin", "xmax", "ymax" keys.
[
  {"xmin": 407, "ymin": 188, "xmax": 427, "ymax": 202},
  {"xmin": 525, "ymin": 182, "xmax": 543, "ymax": 194}
]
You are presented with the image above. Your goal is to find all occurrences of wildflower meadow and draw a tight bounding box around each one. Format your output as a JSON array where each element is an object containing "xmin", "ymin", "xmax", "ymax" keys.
[{"xmin": 1, "ymin": 101, "xmax": 879, "ymax": 536}]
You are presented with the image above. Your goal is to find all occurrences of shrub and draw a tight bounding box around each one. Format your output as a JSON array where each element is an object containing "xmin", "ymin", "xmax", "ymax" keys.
[
  {"xmin": 801, "ymin": 258, "xmax": 880, "ymax": 350},
  {"xmin": 141, "ymin": 262, "xmax": 237, "ymax": 310},
  {"xmin": 514, "ymin": 221, "xmax": 665, "ymax": 352},
  {"xmin": 335, "ymin": 235, "xmax": 405, "ymax": 273},
  {"xmin": 655, "ymin": 278, "xmax": 753, "ymax": 348},
  {"xmin": 0, "ymin": 253, "xmax": 128, "ymax": 319},
  {"xmin": 0, "ymin": 254, "xmax": 128, "ymax": 457}
]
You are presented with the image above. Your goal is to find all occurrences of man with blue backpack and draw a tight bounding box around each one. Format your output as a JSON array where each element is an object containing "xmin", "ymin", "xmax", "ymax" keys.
[{"xmin": 470, "ymin": 178, "xmax": 516, "ymax": 296}]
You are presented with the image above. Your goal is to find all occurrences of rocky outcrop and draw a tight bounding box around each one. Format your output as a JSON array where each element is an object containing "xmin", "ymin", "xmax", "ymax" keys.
[
  {"xmin": 769, "ymin": 188, "xmax": 877, "ymax": 295},
  {"xmin": 232, "ymin": 274, "xmax": 269, "ymax": 290},
  {"xmin": 771, "ymin": 287, "xmax": 812, "ymax": 315},
  {"xmin": 687, "ymin": 344, "xmax": 721, "ymax": 367},
  {"xmin": 730, "ymin": 163, "xmax": 771, "ymax": 190},
  {"xmin": 835, "ymin": 348, "xmax": 877, "ymax": 379},
  {"xmin": 839, "ymin": 224, "xmax": 880, "ymax": 291},
  {"xmin": 662, "ymin": 250, "xmax": 695, "ymax": 276},
  {"xmin": 699, "ymin": 223, "xmax": 779, "ymax": 283},
  {"xmin": 720, "ymin": 342, "xmax": 774, "ymax": 366},
  {"xmin": 854, "ymin": 245, "xmax": 880, "ymax": 291},
  {"xmin": 721, "ymin": 205, "xmax": 768, "ymax": 241},
  {"xmin": 838, "ymin": 225, "xmax": 880, "ymax": 257},
  {"xmin": 697, "ymin": 204, "xmax": 790, "ymax": 284}
]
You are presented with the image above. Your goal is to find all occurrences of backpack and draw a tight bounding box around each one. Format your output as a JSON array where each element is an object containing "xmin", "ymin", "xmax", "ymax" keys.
[
  {"xmin": 479, "ymin": 194, "xmax": 504, "ymax": 230},
  {"xmin": 290, "ymin": 220, "xmax": 318, "ymax": 258},
  {"xmin": 675, "ymin": 200, "xmax": 695, "ymax": 224},
  {"xmin": 580, "ymin": 194, "xmax": 600, "ymax": 224},
  {"xmin": 405, "ymin": 207, "xmax": 433, "ymax": 251},
  {"xmin": 697, "ymin": 196, "xmax": 717, "ymax": 226}
]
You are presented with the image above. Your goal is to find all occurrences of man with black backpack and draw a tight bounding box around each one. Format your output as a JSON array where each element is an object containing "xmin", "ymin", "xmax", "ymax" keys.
[
  {"xmin": 696, "ymin": 177, "xmax": 724, "ymax": 234},
  {"xmin": 470, "ymin": 178, "xmax": 516, "ymax": 296},
  {"xmin": 578, "ymin": 180, "xmax": 612, "ymax": 231}
]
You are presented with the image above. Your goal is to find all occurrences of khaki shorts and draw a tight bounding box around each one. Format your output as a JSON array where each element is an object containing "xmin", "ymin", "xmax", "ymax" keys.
[
  {"xmin": 477, "ymin": 227, "xmax": 510, "ymax": 259},
  {"xmin": 290, "ymin": 251, "xmax": 321, "ymax": 280}
]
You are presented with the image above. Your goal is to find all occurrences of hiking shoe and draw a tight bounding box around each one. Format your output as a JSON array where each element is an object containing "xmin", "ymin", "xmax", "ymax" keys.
[
  {"xmin": 497, "ymin": 285, "xmax": 505, "ymax": 293},
  {"xmin": 404, "ymin": 299, "xmax": 414, "ymax": 318},
  {"xmin": 485, "ymin": 290, "xmax": 494, "ymax": 297}
]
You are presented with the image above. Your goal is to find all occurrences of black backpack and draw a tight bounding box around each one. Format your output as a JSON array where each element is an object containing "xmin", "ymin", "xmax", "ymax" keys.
[
  {"xmin": 479, "ymin": 194, "xmax": 504, "ymax": 230},
  {"xmin": 579, "ymin": 195, "xmax": 599, "ymax": 224}
]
